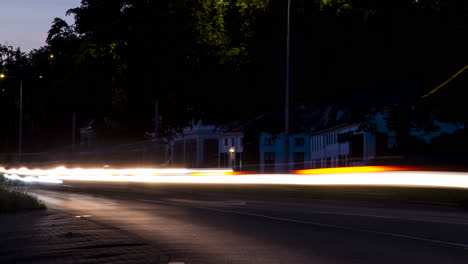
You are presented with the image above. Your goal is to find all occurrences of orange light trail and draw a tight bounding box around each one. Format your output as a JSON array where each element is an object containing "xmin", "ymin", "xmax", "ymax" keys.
[{"xmin": 295, "ymin": 166, "xmax": 409, "ymax": 175}]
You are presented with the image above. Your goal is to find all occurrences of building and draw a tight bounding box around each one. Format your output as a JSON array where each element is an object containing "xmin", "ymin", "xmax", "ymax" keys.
[
  {"xmin": 171, "ymin": 121, "xmax": 244, "ymax": 169},
  {"xmin": 219, "ymin": 131, "xmax": 244, "ymax": 170},
  {"xmin": 309, "ymin": 123, "xmax": 391, "ymax": 168},
  {"xmin": 259, "ymin": 133, "xmax": 311, "ymax": 173}
]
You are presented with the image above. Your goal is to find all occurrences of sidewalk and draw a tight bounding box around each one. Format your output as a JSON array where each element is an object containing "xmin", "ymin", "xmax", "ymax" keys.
[{"xmin": 0, "ymin": 209, "xmax": 169, "ymax": 264}]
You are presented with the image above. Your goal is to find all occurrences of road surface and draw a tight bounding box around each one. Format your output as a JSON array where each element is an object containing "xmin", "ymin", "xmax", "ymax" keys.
[{"xmin": 24, "ymin": 181, "xmax": 468, "ymax": 264}]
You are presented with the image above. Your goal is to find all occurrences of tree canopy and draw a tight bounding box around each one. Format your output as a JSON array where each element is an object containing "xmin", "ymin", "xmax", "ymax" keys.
[{"xmin": 0, "ymin": 0, "xmax": 466, "ymax": 152}]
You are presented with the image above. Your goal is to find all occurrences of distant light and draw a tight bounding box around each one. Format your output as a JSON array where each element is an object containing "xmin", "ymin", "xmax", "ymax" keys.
[
  {"xmin": 49, "ymin": 54, "xmax": 55, "ymax": 59},
  {"xmin": 0, "ymin": 73, "xmax": 5, "ymax": 79},
  {"xmin": 229, "ymin": 147, "xmax": 235, "ymax": 153},
  {"xmin": 38, "ymin": 75, "xmax": 44, "ymax": 79}
]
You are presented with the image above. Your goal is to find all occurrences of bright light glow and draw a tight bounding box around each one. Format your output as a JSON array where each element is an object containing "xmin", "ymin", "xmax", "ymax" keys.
[
  {"xmin": 2, "ymin": 166, "xmax": 468, "ymax": 189},
  {"xmin": 0, "ymin": 73, "xmax": 5, "ymax": 79},
  {"xmin": 3, "ymin": 174, "xmax": 63, "ymax": 184},
  {"xmin": 190, "ymin": 171, "xmax": 237, "ymax": 176},
  {"xmin": 295, "ymin": 166, "xmax": 408, "ymax": 175},
  {"xmin": 0, "ymin": 167, "xmax": 232, "ymax": 183}
]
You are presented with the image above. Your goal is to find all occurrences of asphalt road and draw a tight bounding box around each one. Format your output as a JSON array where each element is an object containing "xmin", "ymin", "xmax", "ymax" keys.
[{"xmin": 24, "ymin": 181, "xmax": 468, "ymax": 264}]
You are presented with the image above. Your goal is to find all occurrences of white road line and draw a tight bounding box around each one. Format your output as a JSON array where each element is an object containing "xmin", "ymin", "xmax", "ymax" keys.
[
  {"xmin": 222, "ymin": 201, "xmax": 247, "ymax": 205},
  {"xmin": 75, "ymin": 215, "xmax": 92, "ymax": 218},
  {"xmin": 139, "ymin": 199, "xmax": 468, "ymax": 248},
  {"xmin": 313, "ymin": 211, "xmax": 468, "ymax": 226}
]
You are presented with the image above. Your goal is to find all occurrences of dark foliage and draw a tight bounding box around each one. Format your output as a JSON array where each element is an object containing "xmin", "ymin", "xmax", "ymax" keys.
[{"xmin": 0, "ymin": 0, "xmax": 466, "ymax": 153}]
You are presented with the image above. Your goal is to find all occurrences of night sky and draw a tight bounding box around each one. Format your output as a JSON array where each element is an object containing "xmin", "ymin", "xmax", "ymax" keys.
[{"xmin": 0, "ymin": 0, "xmax": 80, "ymax": 52}]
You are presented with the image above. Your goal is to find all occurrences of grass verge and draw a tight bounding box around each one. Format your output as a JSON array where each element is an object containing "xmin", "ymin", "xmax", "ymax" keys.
[{"xmin": 0, "ymin": 175, "xmax": 47, "ymax": 213}]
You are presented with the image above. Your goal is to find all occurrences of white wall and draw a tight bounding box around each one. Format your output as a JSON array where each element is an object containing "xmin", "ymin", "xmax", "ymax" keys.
[{"xmin": 310, "ymin": 124, "xmax": 376, "ymax": 168}]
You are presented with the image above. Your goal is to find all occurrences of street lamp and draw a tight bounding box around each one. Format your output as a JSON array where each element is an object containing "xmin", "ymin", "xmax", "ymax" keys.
[
  {"xmin": 0, "ymin": 74, "xmax": 23, "ymax": 161},
  {"xmin": 0, "ymin": 73, "xmax": 42, "ymax": 162},
  {"xmin": 229, "ymin": 147, "xmax": 236, "ymax": 170}
]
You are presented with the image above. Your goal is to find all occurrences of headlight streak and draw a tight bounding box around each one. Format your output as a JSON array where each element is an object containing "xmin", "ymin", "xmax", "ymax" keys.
[
  {"xmin": 1, "ymin": 166, "xmax": 468, "ymax": 189},
  {"xmin": 3, "ymin": 173, "xmax": 63, "ymax": 184}
]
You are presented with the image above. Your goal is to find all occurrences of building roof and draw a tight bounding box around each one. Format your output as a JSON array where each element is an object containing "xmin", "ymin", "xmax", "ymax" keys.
[{"xmin": 310, "ymin": 123, "xmax": 361, "ymax": 136}]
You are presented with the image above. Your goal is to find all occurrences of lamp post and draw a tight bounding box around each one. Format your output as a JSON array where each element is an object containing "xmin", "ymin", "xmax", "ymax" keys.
[
  {"xmin": 229, "ymin": 146, "xmax": 236, "ymax": 170},
  {"xmin": 284, "ymin": 0, "xmax": 292, "ymax": 172},
  {"xmin": 0, "ymin": 55, "xmax": 54, "ymax": 162},
  {"xmin": 19, "ymin": 79, "xmax": 23, "ymax": 161},
  {"xmin": 0, "ymin": 74, "xmax": 23, "ymax": 161},
  {"xmin": 0, "ymin": 73, "xmax": 46, "ymax": 162}
]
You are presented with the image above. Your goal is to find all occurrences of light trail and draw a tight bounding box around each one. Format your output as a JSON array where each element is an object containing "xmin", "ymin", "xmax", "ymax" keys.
[
  {"xmin": 3, "ymin": 174, "xmax": 63, "ymax": 184},
  {"xmin": 1, "ymin": 166, "xmax": 468, "ymax": 189},
  {"xmin": 294, "ymin": 166, "xmax": 409, "ymax": 174}
]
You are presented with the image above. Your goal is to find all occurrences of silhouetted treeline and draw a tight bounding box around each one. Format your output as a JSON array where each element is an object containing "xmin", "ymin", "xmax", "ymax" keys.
[{"xmin": 0, "ymin": 0, "xmax": 466, "ymax": 152}]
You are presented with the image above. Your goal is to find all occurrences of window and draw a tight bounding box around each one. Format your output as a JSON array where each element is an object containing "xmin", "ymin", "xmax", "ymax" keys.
[
  {"xmin": 224, "ymin": 138, "xmax": 228, "ymax": 147},
  {"xmin": 293, "ymin": 152, "xmax": 305, "ymax": 170},
  {"xmin": 350, "ymin": 134, "xmax": 364, "ymax": 158},
  {"xmin": 264, "ymin": 152, "xmax": 276, "ymax": 173},
  {"xmin": 265, "ymin": 152, "xmax": 276, "ymax": 162},
  {"xmin": 231, "ymin": 137, "xmax": 236, "ymax": 146},
  {"xmin": 265, "ymin": 137, "xmax": 275, "ymax": 146},
  {"xmin": 294, "ymin": 137, "xmax": 305, "ymax": 147}
]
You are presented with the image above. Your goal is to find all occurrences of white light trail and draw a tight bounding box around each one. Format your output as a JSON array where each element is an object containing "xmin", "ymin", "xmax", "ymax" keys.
[
  {"xmin": 1, "ymin": 166, "xmax": 468, "ymax": 189},
  {"xmin": 3, "ymin": 174, "xmax": 63, "ymax": 184}
]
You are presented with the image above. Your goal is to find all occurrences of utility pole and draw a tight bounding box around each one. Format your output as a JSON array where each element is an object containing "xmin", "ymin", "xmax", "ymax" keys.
[
  {"xmin": 72, "ymin": 112, "xmax": 76, "ymax": 153},
  {"xmin": 19, "ymin": 80, "xmax": 23, "ymax": 162},
  {"xmin": 284, "ymin": 0, "xmax": 292, "ymax": 172},
  {"xmin": 154, "ymin": 99, "xmax": 159, "ymax": 137}
]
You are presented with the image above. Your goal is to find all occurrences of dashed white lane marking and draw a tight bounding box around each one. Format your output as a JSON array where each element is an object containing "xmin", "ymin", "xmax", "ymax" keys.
[
  {"xmin": 139, "ymin": 199, "xmax": 468, "ymax": 249},
  {"xmin": 313, "ymin": 211, "xmax": 468, "ymax": 226},
  {"xmin": 222, "ymin": 200, "xmax": 246, "ymax": 205},
  {"xmin": 75, "ymin": 215, "xmax": 92, "ymax": 218}
]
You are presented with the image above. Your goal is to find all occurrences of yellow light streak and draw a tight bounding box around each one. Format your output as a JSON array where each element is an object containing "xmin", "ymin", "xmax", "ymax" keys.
[
  {"xmin": 190, "ymin": 171, "xmax": 237, "ymax": 176},
  {"xmin": 295, "ymin": 166, "xmax": 407, "ymax": 175}
]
